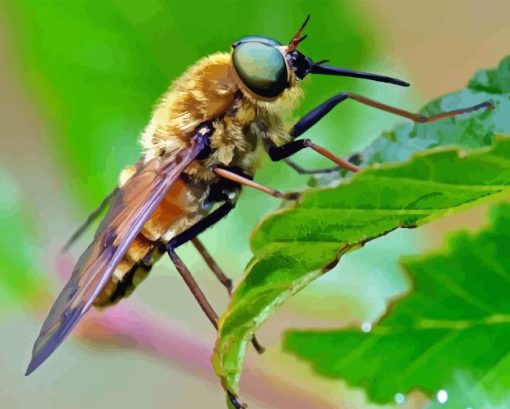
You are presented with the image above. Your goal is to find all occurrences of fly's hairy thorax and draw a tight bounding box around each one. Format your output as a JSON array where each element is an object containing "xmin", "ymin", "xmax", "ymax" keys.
[
  {"xmin": 140, "ymin": 52, "xmax": 301, "ymax": 181},
  {"xmin": 94, "ymin": 52, "xmax": 302, "ymax": 307}
]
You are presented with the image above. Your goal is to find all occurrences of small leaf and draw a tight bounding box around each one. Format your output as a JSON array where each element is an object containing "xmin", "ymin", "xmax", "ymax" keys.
[
  {"xmin": 469, "ymin": 55, "xmax": 510, "ymax": 94},
  {"xmin": 284, "ymin": 203, "xmax": 510, "ymax": 404}
]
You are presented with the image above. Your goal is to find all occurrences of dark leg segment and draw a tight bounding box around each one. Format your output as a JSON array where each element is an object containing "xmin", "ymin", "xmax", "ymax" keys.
[
  {"xmin": 169, "ymin": 201, "xmax": 235, "ymax": 249},
  {"xmin": 290, "ymin": 93, "xmax": 348, "ymax": 138},
  {"xmin": 266, "ymin": 139, "xmax": 360, "ymax": 173},
  {"xmin": 283, "ymin": 159, "xmax": 340, "ymax": 175}
]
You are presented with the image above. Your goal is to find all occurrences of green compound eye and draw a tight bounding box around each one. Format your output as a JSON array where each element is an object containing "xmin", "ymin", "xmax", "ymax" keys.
[
  {"xmin": 233, "ymin": 36, "xmax": 282, "ymax": 47},
  {"xmin": 232, "ymin": 40, "xmax": 288, "ymax": 98}
]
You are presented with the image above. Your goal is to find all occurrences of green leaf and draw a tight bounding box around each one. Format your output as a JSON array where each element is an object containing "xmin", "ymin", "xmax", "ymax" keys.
[
  {"xmin": 284, "ymin": 203, "xmax": 510, "ymax": 405},
  {"xmin": 215, "ymin": 137, "xmax": 510, "ymax": 395}
]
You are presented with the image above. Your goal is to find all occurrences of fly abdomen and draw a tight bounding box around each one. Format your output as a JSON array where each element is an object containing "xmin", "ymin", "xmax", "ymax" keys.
[
  {"xmin": 93, "ymin": 237, "xmax": 165, "ymax": 307},
  {"xmin": 93, "ymin": 175, "xmax": 206, "ymax": 308}
]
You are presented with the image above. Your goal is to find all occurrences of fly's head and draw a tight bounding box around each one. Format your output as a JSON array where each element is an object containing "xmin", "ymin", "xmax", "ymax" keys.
[{"xmin": 231, "ymin": 15, "xmax": 409, "ymax": 102}]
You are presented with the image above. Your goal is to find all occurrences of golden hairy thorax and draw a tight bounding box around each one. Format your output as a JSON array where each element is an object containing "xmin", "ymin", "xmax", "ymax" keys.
[
  {"xmin": 94, "ymin": 52, "xmax": 303, "ymax": 307},
  {"xmin": 140, "ymin": 52, "xmax": 303, "ymax": 181}
]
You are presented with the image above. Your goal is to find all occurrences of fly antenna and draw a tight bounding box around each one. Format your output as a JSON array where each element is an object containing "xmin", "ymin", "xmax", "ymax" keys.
[{"xmin": 288, "ymin": 14, "xmax": 311, "ymax": 52}]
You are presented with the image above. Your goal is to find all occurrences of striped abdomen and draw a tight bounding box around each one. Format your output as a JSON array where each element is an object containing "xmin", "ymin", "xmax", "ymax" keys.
[{"xmin": 93, "ymin": 175, "xmax": 205, "ymax": 308}]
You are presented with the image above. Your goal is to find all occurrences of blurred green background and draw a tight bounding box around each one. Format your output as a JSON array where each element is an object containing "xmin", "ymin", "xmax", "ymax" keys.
[{"xmin": 0, "ymin": 1, "xmax": 508, "ymax": 408}]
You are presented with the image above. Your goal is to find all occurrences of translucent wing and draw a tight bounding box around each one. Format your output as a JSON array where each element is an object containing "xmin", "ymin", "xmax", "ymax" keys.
[{"xmin": 26, "ymin": 145, "xmax": 201, "ymax": 375}]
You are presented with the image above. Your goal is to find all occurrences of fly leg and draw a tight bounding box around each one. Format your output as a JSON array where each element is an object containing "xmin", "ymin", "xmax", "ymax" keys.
[
  {"xmin": 62, "ymin": 161, "xmax": 145, "ymax": 252},
  {"xmin": 167, "ymin": 246, "xmax": 219, "ymax": 328},
  {"xmin": 282, "ymin": 159, "xmax": 341, "ymax": 175},
  {"xmin": 267, "ymin": 138, "xmax": 360, "ymax": 173},
  {"xmin": 211, "ymin": 166, "xmax": 301, "ymax": 200},
  {"xmin": 166, "ymin": 244, "xmax": 247, "ymax": 409},
  {"xmin": 290, "ymin": 92, "xmax": 493, "ymax": 137},
  {"xmin": 192, "ymin": 237, "xmax": 233, "ymax": 293},
  {"xmin": 169, "ymin": 199, "xmax": 265, "ymax": 353},
  {"xmin": 192, "ymin": 237, "xmax": 265, "ymax": 354},
  {"xmin": 267, "ymin": 92, "xmax": 493, "ymax": 172},
  {"xmin": 62, "ymin": 187, "xmax": 118, "ymax": 252},
  {"xmin": 169, "ymin": 201, "xmax": 235, "ymax": 248},
  {"xmin": 279, "ymin": 154, "xmax": 362, "ymax": 175}
]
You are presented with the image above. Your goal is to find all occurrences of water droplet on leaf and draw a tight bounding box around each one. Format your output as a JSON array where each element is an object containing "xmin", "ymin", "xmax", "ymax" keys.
[
  {"xmin": 394, "ymin": 393, "xmax": 405, "ymax": 404},
  {"xmin": 361, "ymin": 322, "xmax": 372, "ymax": 333},
  {"xmin": 437, "ymin": 389, "xmax": 448, "ymax": 404}
]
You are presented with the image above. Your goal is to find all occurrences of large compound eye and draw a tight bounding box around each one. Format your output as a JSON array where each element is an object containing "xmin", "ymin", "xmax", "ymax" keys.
[
  {"xmin": 232, "ymin": 41, "xmax": 288, "ymax": 98},
  {"xmin": 233, "ymin": 36, "xmax": 282, "ymax": 47}
]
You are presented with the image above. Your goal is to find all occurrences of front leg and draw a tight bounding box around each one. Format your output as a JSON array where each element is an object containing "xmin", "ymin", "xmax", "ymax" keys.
[
  {"xmin": 290, "ymin": 92, "xmax": 493, "ymax": 138},
  {"xmin": 267, "ymin": 91, "xmax": 492, "ymax": 173}
]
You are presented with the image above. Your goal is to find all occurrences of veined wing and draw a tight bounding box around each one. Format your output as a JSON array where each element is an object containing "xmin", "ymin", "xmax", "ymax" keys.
[{"xmin": 26, "ymin": 144, "xmax": 201, "ymax": 375}]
